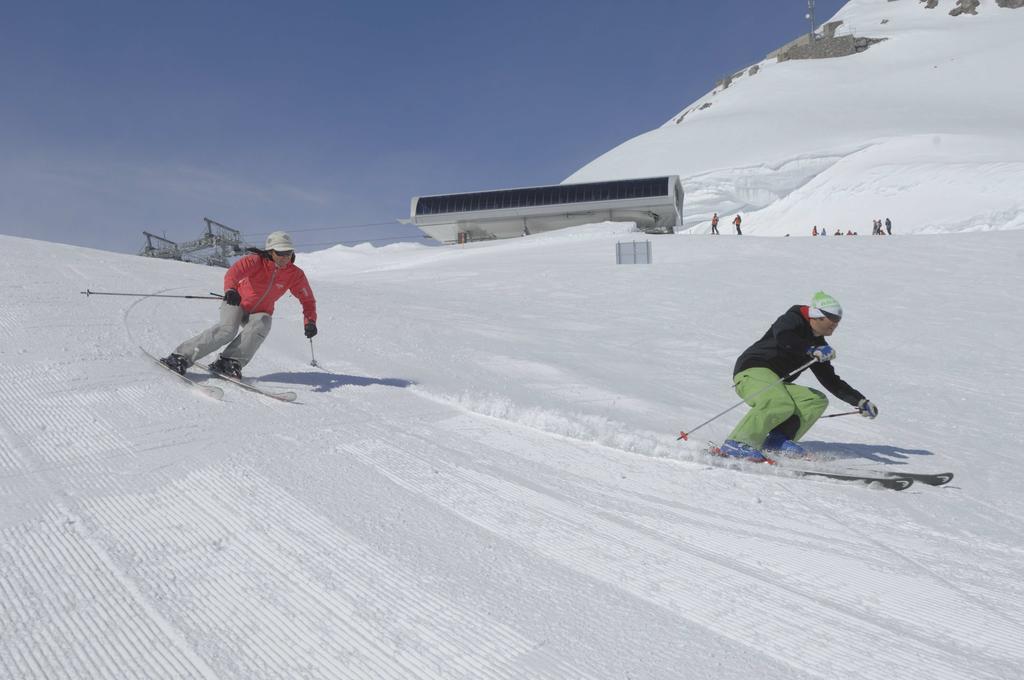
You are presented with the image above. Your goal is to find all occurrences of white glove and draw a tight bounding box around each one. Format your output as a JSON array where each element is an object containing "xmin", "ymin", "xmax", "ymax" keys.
[
  {"xmin": 858, "ymin": 399, "xmax": 878, "ymax": 419},
  {"xmin": 809, "ymin": 345, "xmax": 837, "ymax": 363}
]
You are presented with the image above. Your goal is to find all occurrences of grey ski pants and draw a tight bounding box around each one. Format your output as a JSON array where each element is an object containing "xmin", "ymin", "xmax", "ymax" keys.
[{"xmin": 174, "ymin": 302, "xmax": 273, "ymax": 368}]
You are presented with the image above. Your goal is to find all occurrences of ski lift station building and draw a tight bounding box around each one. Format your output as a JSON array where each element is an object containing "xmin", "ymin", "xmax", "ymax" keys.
[{"xmin": 410, "ymin": 176, "xmax": 684, "ymax": 244}]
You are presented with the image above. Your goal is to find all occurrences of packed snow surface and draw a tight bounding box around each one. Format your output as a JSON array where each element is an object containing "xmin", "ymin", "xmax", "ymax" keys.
[
  {"xmin": 567, "ymin": 0, "xmax": 1024, "ymax": 237},
  {"xmin": 2, "ymin": 224, "xmax": 1023, "ymax": 679}
]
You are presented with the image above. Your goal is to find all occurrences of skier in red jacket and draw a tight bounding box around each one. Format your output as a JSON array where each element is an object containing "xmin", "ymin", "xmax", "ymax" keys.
[{"xmin": 161, "ymin": 231, "xmax": 317, "ymax": 378}]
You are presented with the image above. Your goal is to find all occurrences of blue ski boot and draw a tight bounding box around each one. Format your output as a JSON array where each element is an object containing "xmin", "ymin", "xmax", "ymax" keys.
[
  {"xmin": 719, "ymin": 439, "xmax": 769, "ymax": 463},
  {"xmin": 763, "ymin": 430, "xmax": 809, "ymax": 458}
]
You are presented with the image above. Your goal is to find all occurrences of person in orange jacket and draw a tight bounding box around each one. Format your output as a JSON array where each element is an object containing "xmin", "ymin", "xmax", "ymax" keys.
[
  {"xmin": 733, "ymin": 214, "xmax": 743, "ymax": 235},
  {"xmin": 161, "ymin": 231, "xmax": 317, "ymax": 378}
]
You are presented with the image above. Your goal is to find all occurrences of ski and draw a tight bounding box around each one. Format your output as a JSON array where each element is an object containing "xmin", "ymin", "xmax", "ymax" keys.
[
  {"xmin": 880, "ymin": 470, "xmax": 953, "ymax": 486},
  {"xmin": 197, "ymin": 363, "xmax": 298, "ymax": 402},
  {"xmin": 771, "ymin": 453, "xmax": 954, "ymax": 487},
  {"xmin": 141, "ymin": 347, "xmax": 224, "ymax": 400},
  {"xmin": 703, "ymin": 445, "xmax": 913, "ymax": 490},
  {"xmin": 784, "ymin": 467, "xmax": 914, "ymax": 491}
]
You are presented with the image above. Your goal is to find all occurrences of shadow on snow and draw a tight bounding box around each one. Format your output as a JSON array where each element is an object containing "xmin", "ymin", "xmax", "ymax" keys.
[
  {"xmin": 801, "ymin": 441, "xmax": 935, "ymax": 464},
  {"xmin": 258, "ymin": 371, "xmax": 416, "ymax": 393}
]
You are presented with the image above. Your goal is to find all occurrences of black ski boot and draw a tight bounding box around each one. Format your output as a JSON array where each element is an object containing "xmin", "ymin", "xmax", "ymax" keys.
[
  {"xmin": 210, "ymin": 356, "xmax": 243, "ymax": 379},
  {"xmin": 160, "ymin": 353, "xmax": 189, "ymax": 375}
]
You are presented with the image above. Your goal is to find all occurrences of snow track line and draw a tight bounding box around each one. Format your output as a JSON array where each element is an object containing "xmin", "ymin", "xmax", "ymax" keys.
[
  {"xmin": 777, "ymin": 482, "xmax": 1024, "ymax": 632},
  {"xmin": 343, "ymin": 422, "xmax": 1024, "ymax": 680},
  {"xmin": 0, "ymin": 419, "xmax": 31, "ymax": 475},
  {"xmin": 94, "ymin": 492, "xmax": 368, "ymax": 678},
  {"xmin": 78, "ymin": 465, "xmax": 599, "ymax": 680},
  {"xmin": 0, "ymin": 362, "xmax": 138, "ymax": 470},
  {"xmin": 369, "ymin": 375, "xmax": 1024, "ymax": 641},
  {"xmin": 608, "ymin": 480, "xmax": 1024, "ymax": 672},
  {"xmin": 60, "ymin": 504, "xmax": 222, "ymax": 680},
  {"xmin": 946, "ymin": 492, "xmax": 1024, "ymax": 542},
  {"xmin": 386, "ymin": 380, "xmax": 1024, "ymax": 676},
  {"xmin": 0, "ymin": 507, "xmax": 218, "ymax": 679},
  {"xmin": 409, "ymin": 386, "xmax": 674, "ymax": 460},
  {"xmin": 502, "ymin": 423, "xmax": 1024, "ymax": 648},
  {"xmin": 491, "ymin": 456, "xmax": 905, "ymax": 573}
]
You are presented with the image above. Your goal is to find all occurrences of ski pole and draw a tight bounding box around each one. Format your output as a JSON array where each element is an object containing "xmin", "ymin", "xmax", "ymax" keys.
[
  {"xmin": 821, "ymin": 410, "xmax": 859, "ymax": 419},
  {"xmin": 81, "ymin": 289, "xmax": 224, "ymax": 300},
  {"xmin": 308, "ymin": 338, "xmax": 319, "ymax": 367},
  {"xmin": 678, "ymin": 358, "xmax": 818, "ymax": 441}
]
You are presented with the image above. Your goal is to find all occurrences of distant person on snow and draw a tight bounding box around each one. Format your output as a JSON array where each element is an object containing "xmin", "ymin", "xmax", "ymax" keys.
[
  {"xmin": 733, "ymin": 214, "xmax": 742, "ymax": 235},
  {"xmin": 885, "ymin": 217, "xmax": 892, "ymax": 235},
  {"xmin": 161, "ymin": 231, "xmax": 318, "ymax": 379},
  {"xmin": 812, "ymin": 226, "xmax": 818, "ymax": 236},
  {"xmin": 710, "ymin": 212, "xmax": 720, "ymax": 235},
  {"xmin": 718, "ymin": 291, "xmax": 878, "ymax": 462}
]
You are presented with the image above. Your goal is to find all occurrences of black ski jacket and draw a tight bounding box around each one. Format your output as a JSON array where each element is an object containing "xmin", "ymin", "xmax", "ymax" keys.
[{"xmin": 733, "ymin": 305, "xmax": 865, "ymax": 406}]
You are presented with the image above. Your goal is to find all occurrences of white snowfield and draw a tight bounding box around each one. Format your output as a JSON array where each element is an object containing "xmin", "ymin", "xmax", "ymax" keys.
[
  {"xmin": 2, "ymin": 226, "xmax": 1023, "ymax": 680},
  {"xmin": 567, "ymin": 0, "xmax": 1024, "ymax": 237}
]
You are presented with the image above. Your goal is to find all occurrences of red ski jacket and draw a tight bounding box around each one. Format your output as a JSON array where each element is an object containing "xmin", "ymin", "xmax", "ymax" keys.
[{"xmin": 224, "ymin": 253, "xmax": 317, "ymax": 323}]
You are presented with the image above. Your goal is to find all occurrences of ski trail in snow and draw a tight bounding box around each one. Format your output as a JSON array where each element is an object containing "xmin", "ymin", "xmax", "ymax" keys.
[
  {"xmin": 0, "ymin": 506, "xmax": 219, "ymax": 679},
  {"xmin": 335, "ymin": 411, "xmax": 1024, "ymax": 680},
  {"xmin": 451, "ymin": 405, "xmax": 1024, "ymax": 631},
  {"xmin": 0, "ymin": 363, "xmax": 134, "ymax": 468},
  {"xmin": 774, "ymin": 482, "xmax": 1024, "ymax": 628},
  {"xmin": 0, "ymin": 415, "xmax": 32, "ymax": 475},
  {"xmin": 411, "ymin": 386, "xmax": 678, "ymax": 460},
  {"xmin": 77, "ymin": 464, "xmax": 599, "ymax": 680}
]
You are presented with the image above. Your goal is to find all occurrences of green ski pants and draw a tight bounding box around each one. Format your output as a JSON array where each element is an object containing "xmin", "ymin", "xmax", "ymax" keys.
[{"xmin": 726, "ymin": 367, "xmax": 828, "ymax": 449}]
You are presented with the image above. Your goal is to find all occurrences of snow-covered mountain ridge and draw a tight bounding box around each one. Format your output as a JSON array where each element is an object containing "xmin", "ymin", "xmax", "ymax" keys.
[{"xmin": 567, "ymin": 0, "xmax": 1024, "ymax": 237}]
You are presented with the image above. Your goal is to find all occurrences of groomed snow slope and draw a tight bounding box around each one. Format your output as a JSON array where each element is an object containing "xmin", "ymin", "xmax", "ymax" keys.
[
  {"xmin": 2, "ymin": 227, "xmax": 1023, "ymax": 679},
  {"xmin": 566, "ymin": 0, "xmax": 1024, "ymax": 237}
]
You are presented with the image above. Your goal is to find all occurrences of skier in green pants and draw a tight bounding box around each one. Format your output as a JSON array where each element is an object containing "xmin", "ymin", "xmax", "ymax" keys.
[{"xmin": 719, "ymin": 291, "xmax": 878, "ymax": 462}]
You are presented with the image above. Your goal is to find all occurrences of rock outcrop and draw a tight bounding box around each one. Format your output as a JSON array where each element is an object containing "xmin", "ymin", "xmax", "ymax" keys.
[{"xmin": 950, "ymin": 0, "xmax": 981, "ymax": 16}]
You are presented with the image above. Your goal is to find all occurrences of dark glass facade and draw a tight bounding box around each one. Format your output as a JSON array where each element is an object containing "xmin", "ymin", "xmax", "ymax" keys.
[{"xmin": 415, "ymin": 177, "xmax": 673, "ymax": 216}]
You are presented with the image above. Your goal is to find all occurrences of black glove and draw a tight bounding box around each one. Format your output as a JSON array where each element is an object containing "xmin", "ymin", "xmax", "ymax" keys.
[
  {"xmin": 223, "ymin": 289, "xmax": 241, "ymax": 306},
  {"xmin": 304, "ymin": 321, "xmax": 318, "ymax": 338}
]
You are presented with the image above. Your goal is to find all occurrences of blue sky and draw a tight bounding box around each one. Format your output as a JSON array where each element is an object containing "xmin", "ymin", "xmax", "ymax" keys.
[{"xmin": 1, "ymin": 0, "xmax": 847, "ymax": 253}]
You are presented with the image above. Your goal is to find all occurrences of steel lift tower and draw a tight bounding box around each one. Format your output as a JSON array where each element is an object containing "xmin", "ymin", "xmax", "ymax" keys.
[
  {"xmin": 140, "ymin": 232, "xmax": 181, "ymax": 260},
  {"xmin": 140, "ymin": 218, "xmax": 246, "ymax": 267}
]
